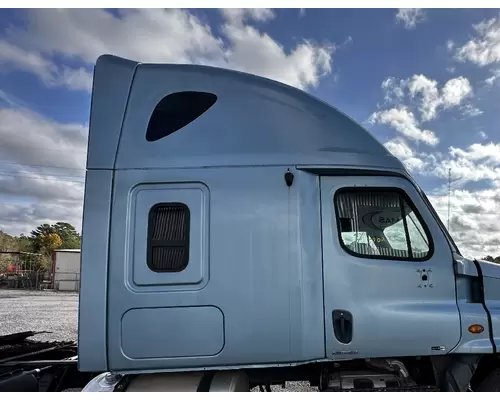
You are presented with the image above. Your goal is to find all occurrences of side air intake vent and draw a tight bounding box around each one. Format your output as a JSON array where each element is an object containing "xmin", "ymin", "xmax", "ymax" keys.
[
  {"xmin": 145, "ymin": 91, "xmax": 217, "ymax": 142},
  {"xmin": 147, "ymin": 203, "xmax": 190, "ymax": 272}
]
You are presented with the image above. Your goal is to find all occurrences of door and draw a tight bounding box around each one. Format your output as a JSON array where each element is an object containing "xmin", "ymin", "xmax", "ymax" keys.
[{"xmin": 320, "ymin": 175, "xmax": 461, "ymax": 359}]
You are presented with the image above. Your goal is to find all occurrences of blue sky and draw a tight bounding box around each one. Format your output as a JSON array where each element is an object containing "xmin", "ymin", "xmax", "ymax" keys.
[{"xmin": 0, "ymin": 8, "xmax": 499, "ymax": 257}]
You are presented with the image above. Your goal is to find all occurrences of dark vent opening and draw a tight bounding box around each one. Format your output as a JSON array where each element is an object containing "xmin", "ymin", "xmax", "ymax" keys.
[
  {"xmin": 146, "ymin": 91, "xmax": 217, "ymax": 142},
  {"xmin": 147, "ymin": 203, "xmax": 190, "ymax": 272}
]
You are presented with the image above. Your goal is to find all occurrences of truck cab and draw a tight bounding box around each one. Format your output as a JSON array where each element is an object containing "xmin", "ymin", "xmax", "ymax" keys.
[{"xmin": 78, "ymin": 54, "xmax": 500, "ymax": 392}]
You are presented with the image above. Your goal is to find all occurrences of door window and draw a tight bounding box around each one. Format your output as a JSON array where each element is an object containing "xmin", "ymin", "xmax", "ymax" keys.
[{"xmin": 335, "ymin": 189, "xmax": 432, "ymax": 260}]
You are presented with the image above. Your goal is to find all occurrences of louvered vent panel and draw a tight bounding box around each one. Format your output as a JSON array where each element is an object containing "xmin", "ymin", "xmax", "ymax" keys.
[{"xmin": 147, "ymin": 203, "xmax": 190, "ymax": 272}]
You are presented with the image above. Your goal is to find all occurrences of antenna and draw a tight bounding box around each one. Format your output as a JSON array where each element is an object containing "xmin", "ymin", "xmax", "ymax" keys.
[{"xmin": 447, "ymin": 168, "xmax": 451, "ymax": 231}]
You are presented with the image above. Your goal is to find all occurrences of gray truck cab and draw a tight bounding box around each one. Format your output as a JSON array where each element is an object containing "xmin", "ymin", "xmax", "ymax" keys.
[{"xmin": 78, "ymin": 54, "xmax": 500, "ymax": 392}]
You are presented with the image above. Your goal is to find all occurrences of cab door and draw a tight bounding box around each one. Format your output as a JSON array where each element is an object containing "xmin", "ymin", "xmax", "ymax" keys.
[{"xmin": 320, "ymin": 175, "xmax": 461, "ymax": 359}]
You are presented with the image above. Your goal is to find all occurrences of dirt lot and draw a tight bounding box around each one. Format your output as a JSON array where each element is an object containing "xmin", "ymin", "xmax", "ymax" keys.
[{"xmin": 0, "ymin": 289, "xmax": 314, "ymax": 391}]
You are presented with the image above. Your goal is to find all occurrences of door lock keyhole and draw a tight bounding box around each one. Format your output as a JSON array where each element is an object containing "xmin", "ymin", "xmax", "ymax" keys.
[{"xmin": 421, "ymin": 274, "xmax": 428, "ymax": 281}]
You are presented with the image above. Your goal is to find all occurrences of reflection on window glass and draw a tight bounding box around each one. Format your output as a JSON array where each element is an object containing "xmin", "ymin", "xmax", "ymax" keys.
[{"xmin": 335, "ymin": 190, "xmax": 431, "ymax": 260}]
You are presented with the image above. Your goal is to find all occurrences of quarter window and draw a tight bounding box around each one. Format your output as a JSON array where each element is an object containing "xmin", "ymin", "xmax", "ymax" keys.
[
  {"xmin": 145, "ymin": 91, "xmax": 217, "ymax": 142},
  {"xmin": 335, "ymin": 189, "xmax": 432, "ymax": 260}
]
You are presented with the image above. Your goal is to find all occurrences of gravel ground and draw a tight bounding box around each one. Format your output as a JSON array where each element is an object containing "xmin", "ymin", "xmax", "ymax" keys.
[
  {"xmin": 0, "ymin": 288, "xmax": 315, "ymax": 391},
  {"xmin": 253, "ymin": 382, "xmax": 316, "ymax": 392},
  {"xmin": 0, "ymin": 289, "xmax": 78, "ymax": 343}
]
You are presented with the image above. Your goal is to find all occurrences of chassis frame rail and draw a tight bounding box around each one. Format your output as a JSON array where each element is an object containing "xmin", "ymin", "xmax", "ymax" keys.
[{"xmin": 0, "ymin": 331, "xmax": 96, "ymax": 392}]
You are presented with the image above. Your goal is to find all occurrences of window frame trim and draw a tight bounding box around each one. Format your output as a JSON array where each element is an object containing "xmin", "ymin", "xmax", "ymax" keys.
[
  {"xmin": 146, "ymin": 202, "xmax": 191, "ymax": 273},
  {"xmin": 333, "ymin": 186, "xmax": 435, "ymax": 262}
]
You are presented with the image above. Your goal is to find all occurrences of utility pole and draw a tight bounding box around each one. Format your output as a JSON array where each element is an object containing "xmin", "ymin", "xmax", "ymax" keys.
[{"xmin": 447, "ymin": 168, "xmax": 451, "ymax": 232}]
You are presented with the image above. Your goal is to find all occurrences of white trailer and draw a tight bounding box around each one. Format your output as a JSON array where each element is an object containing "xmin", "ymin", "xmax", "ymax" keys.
[{"xmin": 52, "ymin": 249, "xmax": 81, "ymax": 292}]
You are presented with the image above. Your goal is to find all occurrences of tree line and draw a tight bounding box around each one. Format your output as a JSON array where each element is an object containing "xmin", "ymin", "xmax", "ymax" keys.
[
  {"xmin": 1, "ymin": 221, "xmax": 498, "ymax": 272},
  {"xmin": 483, "ymin": 255, "xmax": 500, "ymax": 264},
  {"xmin": 0, "ymin": 222, "xmax": 81, "ymax": 272}
]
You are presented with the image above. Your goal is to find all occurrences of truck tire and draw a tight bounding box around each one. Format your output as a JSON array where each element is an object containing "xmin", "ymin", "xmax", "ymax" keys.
[{"xmin": 475, "ymin": 369, "xmax": 500, "ymax": 392}]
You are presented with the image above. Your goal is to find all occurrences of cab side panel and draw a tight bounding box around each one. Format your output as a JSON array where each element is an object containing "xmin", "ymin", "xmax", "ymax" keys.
[
  {"xmin": 106, "ymin": 167, "xmax": 325, "ymax": 372},
  {"xmin": 484, "ymin": 276, "xmax": 500, "ymax": 351},
  {"xmin": 450, "ymin": 256, "xmax": 492, "ymax": 354},
  {"xmin": 78, "ymin": 55, "xmax": 138, "ymax": 372},
  {"xmin": 478, "ymin": 261, "xmax": 500, "ymax": 351},
  {"xmin": 78, "ymin": 170, "xmax": 114, "ymax": 371}
]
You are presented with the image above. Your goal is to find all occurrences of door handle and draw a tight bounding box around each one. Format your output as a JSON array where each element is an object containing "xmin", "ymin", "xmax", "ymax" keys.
[{"xmin": 332, "ymin": 309, "xmax": 353, "ymax": 344}]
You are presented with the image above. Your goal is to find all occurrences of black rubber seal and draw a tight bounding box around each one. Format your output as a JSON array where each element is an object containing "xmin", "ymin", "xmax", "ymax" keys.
[{"xmin": 472, "ymin": 260, "xmax": 496, "ymax": 354}]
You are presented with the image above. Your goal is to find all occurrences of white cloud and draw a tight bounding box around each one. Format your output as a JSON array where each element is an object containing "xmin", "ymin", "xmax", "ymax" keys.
[
  {"xmin": 381, "ymin": 138, "xmax": 500, "ymax": 258},
  {"xmin": 485, "ymin": 69, "xmax": 500, "ymax": 85},
  {"xmin": 0, "ymin": 170, "xmax": 84, "ymax": 203},
  {"xmin": 446, "ymin": 40, "xmax": 455, "ymax": 51},
  {"xmin": 395, "ymin": 8, "xmax": 425, "ymax": 29},
  {"xmin": 379, "ymin": 135, "xmax": 500, "ymax": 258},
  {"xmin": 383, "ymin": 137, "xmax": 425, "ymax": 171},
  {"xmin": 381, "ymin": 77, "xmax": 407, "ymax": 103},
  {"xmin": 407, "ymin": 74, "xmax": 441, "ymax": 121},
  {"xmin": 427, "ymin": 188, "xmax": 500, "ymax": 259},
  {"xmin": 220, "ymin": 8, "xmax": 275, "ymax": 25},
  {"xmin": 479, "ymin": 131, "xmax": 488, "ymax": 139},
  {"xmin": 1, "ymin": 8, "xmax": 334, "ymax": 92},
  {"xmin": 450, "ymin": 142, "xmax": 500, "ymax": 166},
  {"xmin": 0, "ymin": 108, "xmax": 87, "ymax": 171},
  {"xmin": 461, "ymin": 104, "xmax": 483, "ymax": 118},
  {"xmin": 0, "ymin": 40, "xmax": 53, "ymax": 79},
  {"xmin": 0, "ymin": 40, "xmax": 92, "ymax": 91},
  {"xmin": 442, "ymin": 76, "xmax": 473, "ymax": 107},
  {"xmin": 455, "ymin": 16, "xmax": 500, "ymax": 66},
  {"xmin": 374, "ymin": 72, "xmax": 500, "ymax": 258},
  {"xmin": 0, "ymin": 89, "xmax": 32, "ymax": 109},
  {"xmin": 0, "ymin": 200, "xmax": 83, "ymax": 237},
  {"xmin": 58, "ymin": 66, "xmax": 93, "ymax": 92},
  {"xmin": 369, "ymin": 106, "xmax": 439, "ymax": 146},
  {"xmin": 0, "ymin": 107, "xmax": 86, "ymax": 235},
  {"xmin": 377, "ymin": 74, "xmax": 474, "ymax": 123},
  {"xmin": 1, "ymin": 8, "xmax": 498, "ymax": 260},
  {"xmin": 341, "ymin": 36, "xmax": 353, "ymax": 47},
  {"xmin": 9, "ymin": 9, "xmax": 225, "ymax": 66},
  {"xmin": 379, "ymin": 137, "xmax": 500, "ymax": 213},
  {"xmin": 384, "ymin": 137, "xmax": 414, "ymax": 159},
  {"xmin": 402, "ymin": 141, "xmax": 500, "ymax": 191},
  {"xmin": 0, "ymin": 8, "xmax": 336, "ymax": 237},
  {"xmin": 222, "ymin": 23, "xmax": 332, "ymax": 89},
  {"xmin": 485, "ymin": 76, "xmax": 498, "ymax": 86},
  {"xmin": 407, "ymin": 74, "xmax": 472, "ymax": 121}
]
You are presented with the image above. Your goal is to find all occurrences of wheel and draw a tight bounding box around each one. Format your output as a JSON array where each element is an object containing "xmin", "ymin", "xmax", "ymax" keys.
[{"xmin": 475, "ymin": 368, "xmax": 500, "ymax": 392}]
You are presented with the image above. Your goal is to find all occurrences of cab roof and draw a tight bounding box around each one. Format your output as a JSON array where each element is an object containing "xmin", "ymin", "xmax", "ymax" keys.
[{"xmin": 86, "ymin": 54, "xmax": 405, "ymax": 172}]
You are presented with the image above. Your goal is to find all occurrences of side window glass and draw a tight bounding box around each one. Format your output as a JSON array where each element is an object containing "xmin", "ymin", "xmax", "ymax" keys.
[
  {"xmin": 335, "ymin": 190, "xmax": 432, "ymax": 260},
  {"xmin": 145, "ymin": 91, "xmax": 217, "ymax": 142}
]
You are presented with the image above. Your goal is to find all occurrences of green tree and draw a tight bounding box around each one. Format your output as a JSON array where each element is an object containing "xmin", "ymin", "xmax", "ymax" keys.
[
  {"xmin": 0, "ymin": 230, "xmax": 19, "ymax": 272},
  {"xmin": 41, "ymin": 233, "xmax": 63, "ymax": 254},
  {"xmin": 0, "ymin": 230, "xmax": 18, "ymax": 251},
  {"xmin": 0, "ymin": 223, "xmax": 80, "ymax": 272},
  {"xmin": 30, "ymin": 222, "xmax": 80, "ymax": 250},
  {"xmin": 16, "ymin": 234, "xmax": 33, "ymax": 252},
  {"xmin": 26, "ymin": 222, "xmax": 80, "ymax": 270},
  {"xmin": 52, "ymin": 222, "xmax": 81, "ymax": 249},
  {"xmin": 0, "ymin": 231, "xmax": 46, "ymax": 272},
  {"xmin": 483, "ymin": 255, "xmax": 500, "ymax": 264}
]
